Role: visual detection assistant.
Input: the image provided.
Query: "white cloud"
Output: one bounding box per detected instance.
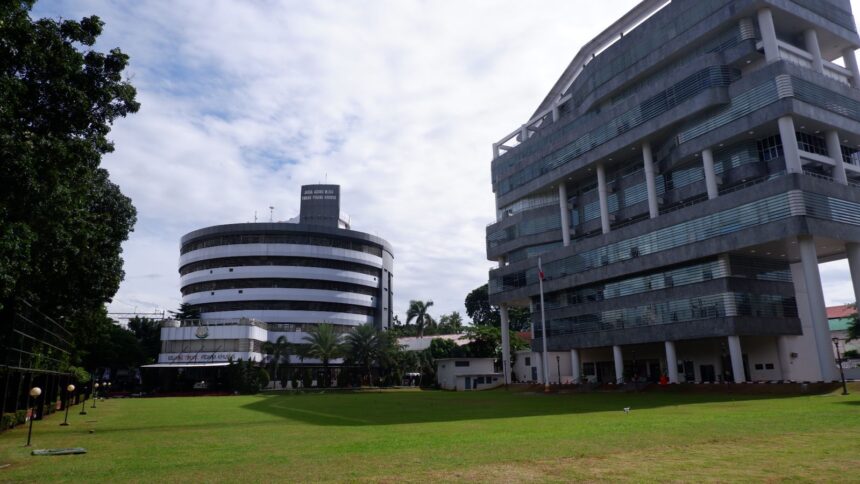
[30,0,860,322]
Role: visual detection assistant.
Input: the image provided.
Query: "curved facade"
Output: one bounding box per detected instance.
[156,184,393,368]
[179,222,394,335]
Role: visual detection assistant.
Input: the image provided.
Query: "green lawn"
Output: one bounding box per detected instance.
[1,385,859,482]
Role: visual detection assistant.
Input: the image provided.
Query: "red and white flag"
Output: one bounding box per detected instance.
[538,258,545,281]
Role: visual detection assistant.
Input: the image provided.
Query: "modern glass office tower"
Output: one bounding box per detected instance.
[488,0,860,384]
[157,184,393,368]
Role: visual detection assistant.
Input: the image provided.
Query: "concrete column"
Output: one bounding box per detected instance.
[727,335,745,383]
[803,29,824,74]
[643,143,659,218]
[558,184,571,246]
[718,255,738,317]
[825,130,848,185]
[778,116,803,174]
[757,8,780,63]
[612,345,624,384]
[596,162,611,234]
[702,148,719,199]
[664,341,679,384]
[847,243,860,308]
[570,349,581,384]
[500,304,511,385]
[843,48,860,89]
[798,236,840,381]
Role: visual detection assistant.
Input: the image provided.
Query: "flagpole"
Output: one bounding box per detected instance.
[539,257,549,393]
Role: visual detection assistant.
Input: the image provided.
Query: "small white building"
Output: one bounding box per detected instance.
[436,358,502,391]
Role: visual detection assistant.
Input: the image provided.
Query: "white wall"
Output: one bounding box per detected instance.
[517,351,574,384]
[436,359,495,390]
[741,336,781,381]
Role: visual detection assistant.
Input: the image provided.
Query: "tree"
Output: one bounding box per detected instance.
[406,300,436,338]
[261,336,291,389]
[0,2,139,360]
[428,338,458,359]
[344,323,380,386]
[79,310,145,370]
[375,331,409,386]
[464,284,531,331]
[437,311,464,334]
[847,302,859,342]
[302,324,343,387]
[455,326,528,363]
[170,303,200,321]
[128,317,161,364]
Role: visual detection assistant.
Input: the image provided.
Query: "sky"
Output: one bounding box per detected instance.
[31,0,860,322]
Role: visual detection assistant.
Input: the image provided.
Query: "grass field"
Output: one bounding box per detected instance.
[1,385,860,482]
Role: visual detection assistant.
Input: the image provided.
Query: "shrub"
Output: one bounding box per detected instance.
[69,366,91,384]
[1,413,16,430]
[15,410,27,425]
[843,349,859,359]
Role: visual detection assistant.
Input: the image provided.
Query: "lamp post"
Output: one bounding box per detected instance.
[91,382,99,408]
[25,387,41,447]
[556,355,562,386]
[106,382,111,399]
[832,337,849,395]
[79,382,88,415]
[60,384,75,426]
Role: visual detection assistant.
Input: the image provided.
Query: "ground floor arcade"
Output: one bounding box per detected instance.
[515,330,837,385]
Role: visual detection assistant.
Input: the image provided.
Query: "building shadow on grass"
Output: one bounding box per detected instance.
[239,386,832,427]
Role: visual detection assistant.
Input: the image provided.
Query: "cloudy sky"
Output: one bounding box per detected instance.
[32,0,860,321]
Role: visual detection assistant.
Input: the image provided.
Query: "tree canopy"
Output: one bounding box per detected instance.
[0,1,139,363]
[464,284,531,331]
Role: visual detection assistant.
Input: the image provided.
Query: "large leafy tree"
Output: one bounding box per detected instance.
[302,324,343,388]
[406,300,436,338]
[128,317,161,365]
[464,284,531,331]
[0,1,139,360]
[437,311,464,334]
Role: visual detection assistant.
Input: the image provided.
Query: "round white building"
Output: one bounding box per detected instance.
[158,184,393,369]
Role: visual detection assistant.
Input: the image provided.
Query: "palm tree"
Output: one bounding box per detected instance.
[261,336,291,389]
[406,300,435,337]
[345,324,380,386]
[302,323,344,387]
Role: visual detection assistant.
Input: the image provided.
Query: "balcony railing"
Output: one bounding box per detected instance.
[160,318,268,329]
[759,39,854,86]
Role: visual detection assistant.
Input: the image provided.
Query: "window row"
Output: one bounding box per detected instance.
[181,278,378,297]
[538,257,791,312]
[181,233,383,257]
[534,293,798,338]
[192,300,375,316]
[490,191,795,293]
[179,255,382,277]
[495,66,740,196]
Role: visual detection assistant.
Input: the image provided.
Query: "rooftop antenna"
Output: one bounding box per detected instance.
[269,206,274,222]
[325,172,328,183]
[254,210,257,223]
